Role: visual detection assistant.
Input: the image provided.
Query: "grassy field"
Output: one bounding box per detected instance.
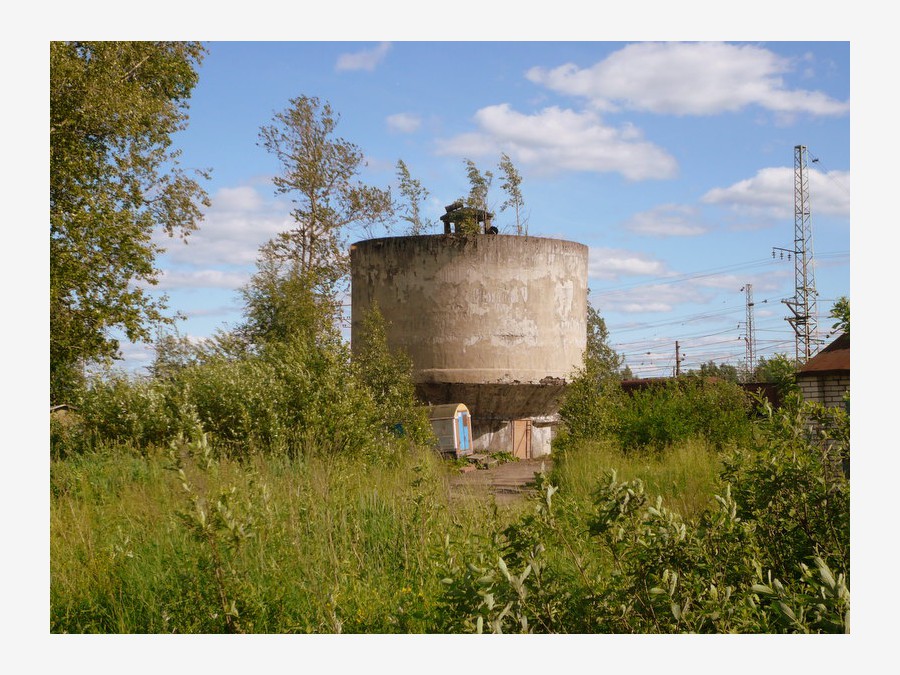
[51,431,813,633]
[50,375,850,634]
[51,437,523,633]
[49,437,712,633]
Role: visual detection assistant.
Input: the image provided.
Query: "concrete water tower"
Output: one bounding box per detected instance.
[350,225,588,458]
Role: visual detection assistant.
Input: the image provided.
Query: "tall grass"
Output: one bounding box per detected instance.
[49,434,731,633]
[51,412,849,634]
[550,437,724,522]
[50,439,516,633]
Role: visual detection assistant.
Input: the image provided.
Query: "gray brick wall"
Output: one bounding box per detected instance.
[798,373,849,410]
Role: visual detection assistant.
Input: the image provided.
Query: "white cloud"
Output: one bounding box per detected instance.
[182,305,243,319]
[588,247,669,280]
[386,112,422,133]
[335,42,391,72]
[598,283,714,314]
[624,204,707,237]
[156,184,292,268]
[212,185,265,212]
[526,42,849,117]
[155,269,251,291]
[115,341,155,364]
[435,104,677,180]
[701,166,850,221]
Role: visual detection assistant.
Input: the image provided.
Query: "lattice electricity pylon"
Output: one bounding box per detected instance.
[741,284,756,378]
[774,145,820,364]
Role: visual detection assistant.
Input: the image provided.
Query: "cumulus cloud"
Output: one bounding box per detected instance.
[336,42,391,72]
[115,341,155,364]
[624,204,707,237]
[526,42,850,115]
[156,184,292,268]
[526,42,849,117]
[588,247,669,280]
[155,269,251,291]
[701,166,850,220]
[386,112,422,134]
[435,104,677,180]
[597,282,715,314]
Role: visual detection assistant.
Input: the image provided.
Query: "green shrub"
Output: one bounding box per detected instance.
[76,374,196,450]
[351,305,434,447]
[560,376,753,453]
[614,378,752,452]
[721,396,850,581]
[556,366,624,446]
[436,393,849,634]
[69,329,420,461]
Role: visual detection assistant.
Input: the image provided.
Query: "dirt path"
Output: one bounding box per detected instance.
[447,457,553,507]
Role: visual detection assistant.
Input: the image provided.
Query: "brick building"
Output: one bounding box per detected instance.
[796,333,850,410]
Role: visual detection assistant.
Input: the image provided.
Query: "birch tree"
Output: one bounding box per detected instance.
[258,96,393,291]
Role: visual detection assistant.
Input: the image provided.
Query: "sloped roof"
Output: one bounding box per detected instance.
[797,333,850,375]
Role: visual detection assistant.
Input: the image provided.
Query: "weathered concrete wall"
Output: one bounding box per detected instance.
[350,234,588,421]
[469,417,556,458]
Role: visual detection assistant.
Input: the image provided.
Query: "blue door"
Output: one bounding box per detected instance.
[457,412,470,453]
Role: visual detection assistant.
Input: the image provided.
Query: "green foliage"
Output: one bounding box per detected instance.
[561,375,753,453]
[585,303,625,379]
[557,374,624,446]
[464,158,492,214]
[238,242,342,350]
[395,160,431,235]
[615,379,753,452]
[51,398,849,633]
[352,306,434,446]
[437,399,849,634]
[829,295,850,336]
[51,444,485,633]
[63,309,432,462]
[258,95,393,281]
[73,373,199,451]
[50,41,210,404]
[753,353,800,399]
[498,152,526,235]
[551,438,722,523]
[167,433,255,632]
[688,360,740,383]
[557,302,627,445]
[721,397,850,580]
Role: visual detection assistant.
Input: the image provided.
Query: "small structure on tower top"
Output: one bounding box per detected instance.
[440,200,498,234]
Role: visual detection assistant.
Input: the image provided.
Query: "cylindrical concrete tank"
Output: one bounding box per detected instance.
[350,235,588,421]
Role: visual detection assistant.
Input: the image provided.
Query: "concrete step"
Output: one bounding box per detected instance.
[467,453,498,469]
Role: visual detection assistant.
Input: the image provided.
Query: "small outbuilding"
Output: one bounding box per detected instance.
[796,333,850,410]
[796,332,850,479]
[427,403,474,458]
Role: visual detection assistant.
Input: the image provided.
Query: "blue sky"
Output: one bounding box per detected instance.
[126,40,849,378]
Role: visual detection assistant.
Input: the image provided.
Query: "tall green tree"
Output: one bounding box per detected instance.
[258,96,393,291]
[238,240,342,350]
[50,41,210,403]
[688,360,740,383]
[395,159,431,235]
[558,303,625,442]
[498,152,526,235]
[753,353,800,399]
[585,303,625,380]
[829,296,850,336]
[464,158,492,213]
